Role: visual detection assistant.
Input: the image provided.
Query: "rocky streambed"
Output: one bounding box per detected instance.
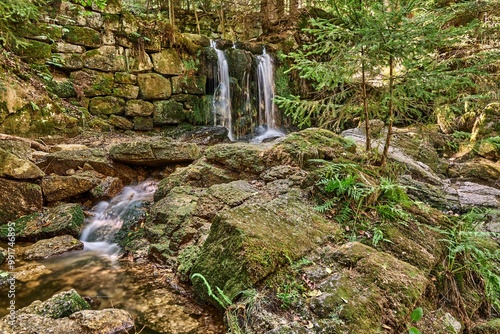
[0,125,499,333]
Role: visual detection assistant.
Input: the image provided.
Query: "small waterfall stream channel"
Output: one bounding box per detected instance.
[0,181,224,333]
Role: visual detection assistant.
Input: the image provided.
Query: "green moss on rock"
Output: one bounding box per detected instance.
[20,289,91,319]
[12,38,52,64]
[0,204,84,241]
[63,25,101,48]
[205,143,266,174]
[264,128,357,167]
[191,192,340,306]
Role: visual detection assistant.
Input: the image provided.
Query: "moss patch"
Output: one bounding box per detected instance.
[191,192,340,306]
[264,128,357,167]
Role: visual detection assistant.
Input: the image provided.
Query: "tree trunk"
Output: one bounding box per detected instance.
[381,54,394,166]
[193,2,201,34]
[361,47,371,151]
[289,0,299,16]
[261,0,271,34]
[169,0,176,43]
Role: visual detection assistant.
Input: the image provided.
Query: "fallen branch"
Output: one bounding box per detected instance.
[0,133,50,152]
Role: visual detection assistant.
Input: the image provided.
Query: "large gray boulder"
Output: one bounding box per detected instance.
[109,140,201,166]
[191,191,340,304]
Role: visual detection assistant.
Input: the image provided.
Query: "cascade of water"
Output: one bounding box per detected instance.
[242,70,252,122]
[210,40,234,141]
[80,180,157,257]
[253,48,285,143]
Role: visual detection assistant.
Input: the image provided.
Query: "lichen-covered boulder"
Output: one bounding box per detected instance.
[108,114,134,130]
[128,52,154,73]
[179,126,229,145]
[153,100,186,125]
[113,84,139,99]
[83,46,127,72]
[51,53,83,70]
[62,26,101,48]
[125,99,155,117]
[109,140,200,166]
[137,73,172,99]
[0,139,31,160]
[471,102,500,141]
[133,116,154,131]
[417,309,462,334]
[266,128,357,168]
[0,203,84,241]
[35,148,138,182]
[90,176,123,201]
[16,21,64,42]
[146,186,207,262]
[18,289,90,319]
[304,242,429,333]
[0,179,42,225]
[205,143,267,174]
[89,96,125,116]
[52,42,85,53]
[41,174,99,202]
[115,72,137,84]
[194,180,260,220]
[49,77,77,98]
[448,158,500,187]
[12,38,51,64]
[0,148,45,179]
[171,75,206,95]
[151,49,184,75]
[21,235,84,260]
[472,318,500,334]
[154,159,239,201]
[70,69,114,97]
[191,191,340,304]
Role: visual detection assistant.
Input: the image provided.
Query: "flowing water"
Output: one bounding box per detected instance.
[253,48,285,143]
[211,40,234,141]
[0,181,223,333]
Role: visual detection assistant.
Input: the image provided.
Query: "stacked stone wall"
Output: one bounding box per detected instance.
[9,0,213,133]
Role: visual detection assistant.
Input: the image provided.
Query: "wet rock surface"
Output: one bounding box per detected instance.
[0,126,498,333]
[21,235,84,260]
[1,203,84,241]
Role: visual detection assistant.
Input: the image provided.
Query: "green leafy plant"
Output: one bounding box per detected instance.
[434,209,500,329]
[72,0,108,9]
[313,160,413,244]
[0,0,46,49]
[408,307,423,334]
[190,273,232,309]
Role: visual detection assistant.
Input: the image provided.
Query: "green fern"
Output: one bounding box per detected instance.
[435,208,500,315]
[191,273,232,309]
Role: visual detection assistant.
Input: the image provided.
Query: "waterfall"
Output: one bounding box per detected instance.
[80,180,157,257]
[253,48,284,143]
[210,40,234,141]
